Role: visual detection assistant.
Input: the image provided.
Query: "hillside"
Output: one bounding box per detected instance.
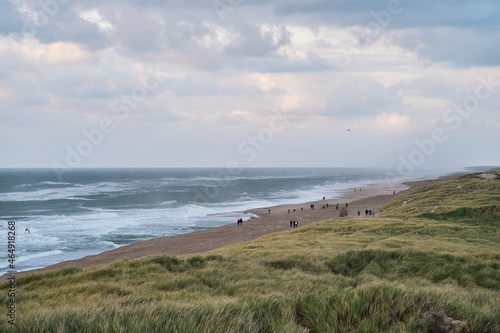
[1,171,499,332]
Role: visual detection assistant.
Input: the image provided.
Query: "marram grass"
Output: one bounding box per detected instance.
[1,171,499,332]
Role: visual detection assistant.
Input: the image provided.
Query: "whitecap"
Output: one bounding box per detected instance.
[15,250,64,263]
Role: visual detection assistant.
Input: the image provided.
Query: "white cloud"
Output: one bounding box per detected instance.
[45,41,95,65]
[192,22,239,50]
[3,37,94,66]
[372,112,414,133]
[78,8,114,33]
[0,0,499,168]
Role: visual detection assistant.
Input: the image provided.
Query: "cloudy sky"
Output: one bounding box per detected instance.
[1,0,499,170]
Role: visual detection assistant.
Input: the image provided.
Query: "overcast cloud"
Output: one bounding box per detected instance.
[1,0,499,170]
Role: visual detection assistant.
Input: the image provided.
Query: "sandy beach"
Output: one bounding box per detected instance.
[0,177,448,283]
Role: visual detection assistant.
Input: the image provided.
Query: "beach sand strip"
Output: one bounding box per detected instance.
[0,176,454,283]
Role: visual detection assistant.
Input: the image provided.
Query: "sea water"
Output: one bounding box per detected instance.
[0,167,466,274]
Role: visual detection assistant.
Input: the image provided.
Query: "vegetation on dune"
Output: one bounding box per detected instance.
[381,170,500,221]
[1,171,499,332]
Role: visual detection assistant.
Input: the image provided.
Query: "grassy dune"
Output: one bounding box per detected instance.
[1,171,499,332]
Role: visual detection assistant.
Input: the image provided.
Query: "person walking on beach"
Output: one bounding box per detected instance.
[294,220,298,228]
[357,211,360,216]
[365,209,368,216]
[290,220,293,228]
[336,204,339,210]
[346,202,348,208]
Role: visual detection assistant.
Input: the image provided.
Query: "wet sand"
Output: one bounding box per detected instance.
[0,177,451,283]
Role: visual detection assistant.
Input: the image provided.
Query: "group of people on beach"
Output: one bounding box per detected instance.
[358,209,375,216]
[333,203,348,210]
[239,190,379,229]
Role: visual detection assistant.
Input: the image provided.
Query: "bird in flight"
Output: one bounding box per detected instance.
[346,129,351,132]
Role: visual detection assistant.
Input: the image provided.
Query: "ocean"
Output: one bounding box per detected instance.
[0,167,466,275]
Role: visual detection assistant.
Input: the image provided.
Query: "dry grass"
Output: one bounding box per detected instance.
[1,171,499,332]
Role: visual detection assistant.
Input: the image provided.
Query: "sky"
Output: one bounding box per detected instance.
[1,0,499,172]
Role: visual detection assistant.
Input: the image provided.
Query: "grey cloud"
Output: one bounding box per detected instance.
[6,0,498,69]
[392,27,500,68]
[0,1,24,35]
[4,1,108,50]
[392,76,461,101]
[230,52,336,73]
[162,76,265,97]
[273,0,499,29]
[270,0,500,67]
[35,65,135,100]
[323,76,400,117]
[225,24,291,57]
[100,5,165,53]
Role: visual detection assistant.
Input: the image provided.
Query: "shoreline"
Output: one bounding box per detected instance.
[0,174,459,283]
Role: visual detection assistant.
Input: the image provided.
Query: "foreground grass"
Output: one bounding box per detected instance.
[1,171,499,332]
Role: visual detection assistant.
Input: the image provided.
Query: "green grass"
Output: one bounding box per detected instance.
[1,171,499,332]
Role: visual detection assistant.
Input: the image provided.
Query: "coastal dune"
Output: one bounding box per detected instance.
[1,178,439,282]
[2,171,498,332]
